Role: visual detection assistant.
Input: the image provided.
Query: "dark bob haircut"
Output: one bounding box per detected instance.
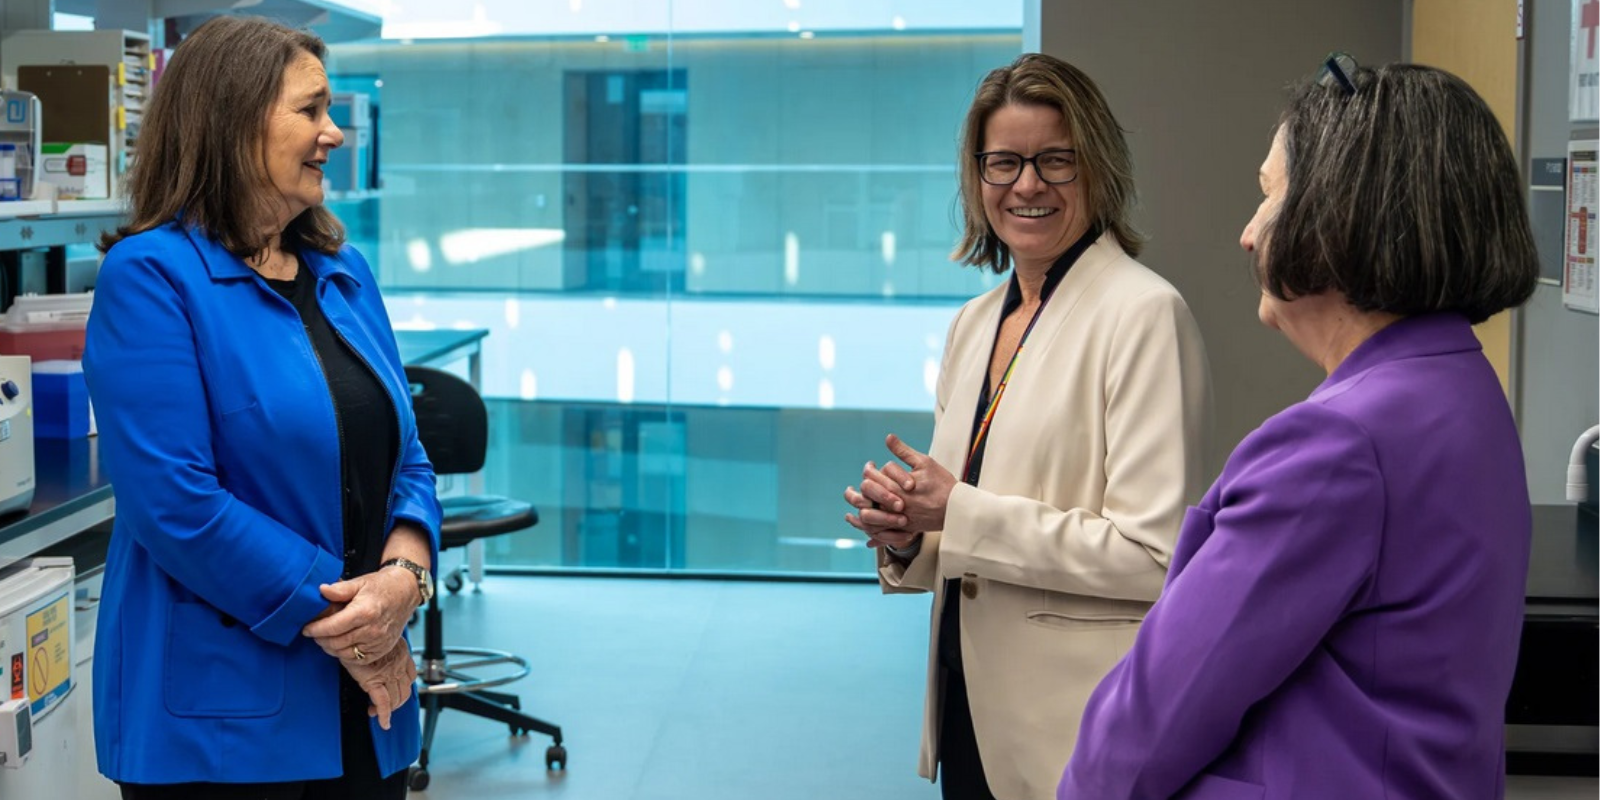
[954,53,1143,272]
[99,15,344,257]
[1262,63,1536,323]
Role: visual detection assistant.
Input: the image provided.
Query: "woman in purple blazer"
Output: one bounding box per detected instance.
[1059,59,1539,799]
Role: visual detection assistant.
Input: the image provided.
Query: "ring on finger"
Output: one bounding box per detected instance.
[352,645,367,661]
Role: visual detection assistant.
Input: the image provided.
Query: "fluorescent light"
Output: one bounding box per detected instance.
[406,238,432,272]
[438,228,565,265]
[784,232,800,286]
[818,335,836,371]
[617,348,635,403]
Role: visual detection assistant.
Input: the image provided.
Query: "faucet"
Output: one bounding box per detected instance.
[1568,425,1600,503]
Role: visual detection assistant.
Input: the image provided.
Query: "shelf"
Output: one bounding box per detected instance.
[51,199,126,217]
[0,437,115,571]
[0,200,57,218]
[0,199,124,250]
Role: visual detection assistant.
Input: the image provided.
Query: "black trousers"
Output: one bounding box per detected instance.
[119,678,407,800]
[938,585,996,800]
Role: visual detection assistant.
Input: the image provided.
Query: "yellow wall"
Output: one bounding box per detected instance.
[1411,0,1520,396]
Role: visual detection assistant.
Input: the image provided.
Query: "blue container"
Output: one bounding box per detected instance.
[32,364,89,439]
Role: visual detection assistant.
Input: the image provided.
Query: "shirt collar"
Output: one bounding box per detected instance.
[999,225,1101,316]
[181,221,358,286]
[1312,312,1482,398]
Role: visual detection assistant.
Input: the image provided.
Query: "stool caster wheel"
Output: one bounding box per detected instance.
[546,744,567,771]
[407,766,430,791]
[445,570,465,594]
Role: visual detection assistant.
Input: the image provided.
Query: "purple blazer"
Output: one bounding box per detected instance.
[1059,313,1532,800]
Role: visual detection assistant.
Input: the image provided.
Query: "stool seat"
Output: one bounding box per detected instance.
[441,495,538,548]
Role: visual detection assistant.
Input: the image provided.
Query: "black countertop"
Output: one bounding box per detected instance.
[0,436,113,567]
[1525,504,1598,605]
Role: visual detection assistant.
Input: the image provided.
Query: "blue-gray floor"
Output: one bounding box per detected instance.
[411,576,1597,800]
[413,576,938,800]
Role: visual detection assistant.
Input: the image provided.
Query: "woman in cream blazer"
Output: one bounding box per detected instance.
[847,54,1211,800]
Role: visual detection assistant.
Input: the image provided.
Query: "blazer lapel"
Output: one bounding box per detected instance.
[930,288,1004,475]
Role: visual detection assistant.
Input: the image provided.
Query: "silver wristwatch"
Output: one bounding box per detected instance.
[380,557,434,604]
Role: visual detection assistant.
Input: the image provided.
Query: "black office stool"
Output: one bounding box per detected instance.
[405,366,565,791]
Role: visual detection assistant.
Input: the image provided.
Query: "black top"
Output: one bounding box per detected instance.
[264,263,400,581]
[938,228,1100,676]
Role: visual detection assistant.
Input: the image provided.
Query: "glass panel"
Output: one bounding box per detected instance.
[327,6,1022,576]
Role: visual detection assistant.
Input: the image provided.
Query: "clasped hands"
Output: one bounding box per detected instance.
[301,567,422,730]
[843,434,956,551]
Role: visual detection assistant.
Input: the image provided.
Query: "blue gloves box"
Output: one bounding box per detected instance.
[32,360,90,439]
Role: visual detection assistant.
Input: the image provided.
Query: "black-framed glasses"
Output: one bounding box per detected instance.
[1317,51,1358,95]
[975,149,1078,186]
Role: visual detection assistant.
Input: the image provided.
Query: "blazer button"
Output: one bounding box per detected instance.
[961,579,979,600]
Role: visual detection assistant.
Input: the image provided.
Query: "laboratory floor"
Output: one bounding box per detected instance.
[406,576,1597,800]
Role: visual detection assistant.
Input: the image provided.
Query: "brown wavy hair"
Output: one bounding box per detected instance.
[99,15,344,257]
[953,53,1142,272]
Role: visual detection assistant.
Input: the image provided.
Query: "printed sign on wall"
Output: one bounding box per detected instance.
[1565,141,1599,313]
[1575,0,1599,120]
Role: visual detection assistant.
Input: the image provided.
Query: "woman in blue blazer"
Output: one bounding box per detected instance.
[83,17,441,799]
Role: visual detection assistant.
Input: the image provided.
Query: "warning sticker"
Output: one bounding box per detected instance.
[24,593,70,717]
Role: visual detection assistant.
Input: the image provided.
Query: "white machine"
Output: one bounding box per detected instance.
[0,90,41,201]
[0,355,34,517]
[0,557,75,798]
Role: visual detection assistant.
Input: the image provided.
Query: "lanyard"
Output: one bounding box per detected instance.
[962,295,1053,478]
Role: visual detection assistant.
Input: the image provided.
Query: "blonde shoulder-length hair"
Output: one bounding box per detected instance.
[953,53,1143,272]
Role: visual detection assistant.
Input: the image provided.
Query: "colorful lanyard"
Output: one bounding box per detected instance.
[963,295,1053,478]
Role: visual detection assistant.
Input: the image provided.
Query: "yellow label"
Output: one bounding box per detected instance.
[24,592,69,716]
[116,106,126,131]
[116,63,126,86]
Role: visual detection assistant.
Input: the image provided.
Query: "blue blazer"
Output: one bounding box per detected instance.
[83,222,442,784]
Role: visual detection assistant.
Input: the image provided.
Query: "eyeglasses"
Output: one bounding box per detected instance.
[1317,51,1358,95]
[975,149,1078,186]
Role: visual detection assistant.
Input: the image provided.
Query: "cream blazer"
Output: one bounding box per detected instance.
[878,234,1212,800]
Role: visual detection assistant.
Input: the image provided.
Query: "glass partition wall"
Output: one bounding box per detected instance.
[325,4,1022,575]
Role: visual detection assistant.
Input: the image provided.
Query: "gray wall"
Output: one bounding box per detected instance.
[1518,0,1599,505]
[1036,1,1405,476]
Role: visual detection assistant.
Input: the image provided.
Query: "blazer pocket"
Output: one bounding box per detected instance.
[1178,773,1266,800]
[1179,505,1216,540]
[1024,609,1143,631]
[215,398,259,417]
[164,601,286,718]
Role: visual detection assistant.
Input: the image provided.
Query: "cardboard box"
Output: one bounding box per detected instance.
[38,142,108,200]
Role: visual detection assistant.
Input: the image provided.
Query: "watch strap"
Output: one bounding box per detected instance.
[380,557,431,602]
